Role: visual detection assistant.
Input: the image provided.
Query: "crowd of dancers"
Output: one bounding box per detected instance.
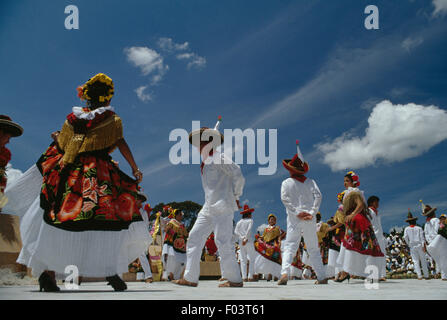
[0,72,446,292]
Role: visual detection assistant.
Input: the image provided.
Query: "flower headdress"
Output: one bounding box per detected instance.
[77,73,114,103]
[346,171,360,187]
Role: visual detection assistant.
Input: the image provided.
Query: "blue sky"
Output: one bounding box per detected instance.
[1,0,447,233]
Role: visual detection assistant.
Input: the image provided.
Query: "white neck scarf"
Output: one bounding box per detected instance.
[72,106,114,120]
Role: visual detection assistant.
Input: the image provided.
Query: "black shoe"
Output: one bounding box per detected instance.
[38,272,60,292]
[334,273,350,283]
[106,275,127,291]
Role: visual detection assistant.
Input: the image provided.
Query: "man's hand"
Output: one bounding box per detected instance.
[297,212,313,220]
[242,239,248,246]
[51,131,60,141]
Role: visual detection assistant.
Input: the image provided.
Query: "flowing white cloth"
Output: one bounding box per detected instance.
[427,234,447,279]
[6,165,151,278]
[254,253,282,278]
[327,249,341,277]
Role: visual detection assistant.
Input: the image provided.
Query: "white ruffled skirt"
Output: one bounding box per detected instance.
[254,253,281,278]
[327,249,341,277]
[336,245,385,279]
[427,235,447,274]
[6,165,152,279]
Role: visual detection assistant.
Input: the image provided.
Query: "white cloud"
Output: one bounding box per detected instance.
[432,0,447,16]
[158,37,189,52]
[124,46,168,84]
[316,100,447,171]
[134,86,153,102]
[401,36,424,51]
[176,52,207,70]
[157,37,206,70]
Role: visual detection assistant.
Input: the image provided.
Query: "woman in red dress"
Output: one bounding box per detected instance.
[254,214,285,281]
[15,73,151,292]
[335,171,384,282]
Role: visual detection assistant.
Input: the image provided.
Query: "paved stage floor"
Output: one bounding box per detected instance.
[0,278,446,300]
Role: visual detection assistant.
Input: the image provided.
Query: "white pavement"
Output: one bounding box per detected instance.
[0,279,446,300]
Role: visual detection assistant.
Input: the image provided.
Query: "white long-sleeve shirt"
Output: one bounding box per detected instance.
[424,217,440,244]
[200,151,245,216]
[234,218,254,243]
[404,225,425,248]
[281,177,322,226]
[368,207,386,251]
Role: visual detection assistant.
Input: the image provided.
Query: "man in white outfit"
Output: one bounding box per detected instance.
[234,204,257,282]
[174,118,245,287]
[367,196,387,281]
[278,141,327,285]
[403,211,429,280]
[421,202,445,279]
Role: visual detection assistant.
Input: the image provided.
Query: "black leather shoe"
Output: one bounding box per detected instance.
[38,272,60,292]
[106,275,127,291]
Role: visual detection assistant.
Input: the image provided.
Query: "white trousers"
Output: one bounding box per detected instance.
[410,246,429,279]
[183,212,242,284]
[139,254,152,279]
[281,221,326,281]
[239,241,256,279]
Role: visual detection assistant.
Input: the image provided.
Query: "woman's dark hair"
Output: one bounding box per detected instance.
[242,213,251,219]
[344,174,354,183]
[86,81,113,109]
[367,196,380,207]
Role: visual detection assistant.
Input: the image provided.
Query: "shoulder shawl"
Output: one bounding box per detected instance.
[57,115,123,164]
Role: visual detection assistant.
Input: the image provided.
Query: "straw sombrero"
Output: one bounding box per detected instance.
[405,210,418,223]
[420,200,437,216]
[189,116,224,148]
[0,115,23,137]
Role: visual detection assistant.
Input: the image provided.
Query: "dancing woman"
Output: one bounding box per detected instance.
[8,73,151,291]
[254,214,285,281]
[335,171,384,282]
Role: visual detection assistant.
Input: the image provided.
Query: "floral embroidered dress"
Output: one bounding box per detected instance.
[336,187,384,277]
[291,242,304,270]
[37,107,143,231]
[11,106,151,278]
[254,225,283,265]
[341,189,383,257]
[163,219,188,254]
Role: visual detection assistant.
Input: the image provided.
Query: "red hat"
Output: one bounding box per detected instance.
[282,153,309,175]
[240,204,255,215]
[282,140,309,175]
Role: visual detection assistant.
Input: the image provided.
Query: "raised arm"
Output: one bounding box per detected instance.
[116,138,143,183]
